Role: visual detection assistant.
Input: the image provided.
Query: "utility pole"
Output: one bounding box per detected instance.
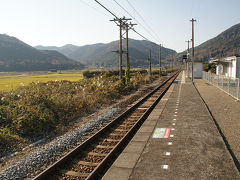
[119,19,123,80]
[190,18,196,82]
[124,22,136,84]
[186,40,190,56]
[125,23,130,83]
[171,53,174,72]
[159,44,162,76]
[185,40,190,72]
[148,50,152,82]
[111,17,131,80]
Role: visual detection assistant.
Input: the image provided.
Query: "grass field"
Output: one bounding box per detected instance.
[0,72,83,91]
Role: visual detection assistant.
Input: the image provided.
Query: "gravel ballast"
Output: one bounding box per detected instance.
[0,108,119,179]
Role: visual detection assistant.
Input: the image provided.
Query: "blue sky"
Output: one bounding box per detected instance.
[0,0,239,52]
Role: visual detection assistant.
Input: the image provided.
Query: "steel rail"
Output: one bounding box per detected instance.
[33,71,180,180]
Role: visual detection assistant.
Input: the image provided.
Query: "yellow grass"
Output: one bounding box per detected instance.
[0,72,83,91]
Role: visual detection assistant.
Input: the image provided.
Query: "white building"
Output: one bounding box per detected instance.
[211,56,240,78]
[186,62,203,78]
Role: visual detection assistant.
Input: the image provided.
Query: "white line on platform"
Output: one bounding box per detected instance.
[170,135,174,137]
[173,119,176,121]
[181,70,186,84]
[171,128,175,130]
[172,123,175,125]
[162,165,169,169]
[174,115,177,117]
[168,142,172,145]
[165,152,171,156]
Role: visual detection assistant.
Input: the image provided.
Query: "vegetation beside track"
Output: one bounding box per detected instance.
[0,69,170,157]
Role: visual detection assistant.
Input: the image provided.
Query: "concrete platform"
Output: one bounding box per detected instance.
[103,72,240,180]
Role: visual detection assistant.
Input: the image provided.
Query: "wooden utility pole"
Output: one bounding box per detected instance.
[190,18,196,82]
[125,23,129,83]
[185,40,190,71]
[186,40,190,56]
[119,19,123,80]
[159,44,162,76]
[148,50,152,82]
[111,17,131,80]
[124,22,136,84]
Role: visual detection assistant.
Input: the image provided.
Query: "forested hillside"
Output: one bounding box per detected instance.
[180,23,240,62]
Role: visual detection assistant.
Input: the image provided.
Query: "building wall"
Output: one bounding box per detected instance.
[194,63,203,78]
[210,56,240,79]
[237,57,240,78]
[186,62,202,78]
[216,64,223,75]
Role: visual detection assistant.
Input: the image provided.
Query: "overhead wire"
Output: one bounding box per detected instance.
[125,0,161,43]
[112,0,158,43]
[131,28,149,41]
[94,0,154,44]
[95,0,119,19]
[94,0,165,63]
[79,0,112,19]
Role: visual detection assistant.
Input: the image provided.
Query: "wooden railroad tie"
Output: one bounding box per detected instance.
[63,170,89,177]
[88,152,108,157]
[77,160,99,166]
[96,145,115,149]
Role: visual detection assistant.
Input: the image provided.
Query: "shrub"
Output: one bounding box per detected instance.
[0,70,163,139]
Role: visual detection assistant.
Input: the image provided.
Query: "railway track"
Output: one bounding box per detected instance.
[33,71,180,180]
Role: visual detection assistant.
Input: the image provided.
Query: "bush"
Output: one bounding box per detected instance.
[0,69,165,139]
[83,70,102,78]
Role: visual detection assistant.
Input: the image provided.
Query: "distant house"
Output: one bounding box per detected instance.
[210,56,240,78]
[186,62,203,78]
[50,69,58,72]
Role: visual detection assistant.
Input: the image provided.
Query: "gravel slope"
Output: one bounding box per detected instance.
[0,108,119,179]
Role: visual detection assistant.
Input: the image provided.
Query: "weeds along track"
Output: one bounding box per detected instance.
[33,71,180,180]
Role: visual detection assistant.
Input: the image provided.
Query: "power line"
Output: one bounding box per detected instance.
[95,0,119,20]
[125,0,161,42]
[94,0,153,44]
[79,0,112,18]
[131,28,150,42]
[113,0,158,43]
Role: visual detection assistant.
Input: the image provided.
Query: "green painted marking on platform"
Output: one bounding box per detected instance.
[152,128,166,138]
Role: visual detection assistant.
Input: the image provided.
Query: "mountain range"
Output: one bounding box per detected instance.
[0,34,84,72]
[1,23,240,72]
[36,39,176,68]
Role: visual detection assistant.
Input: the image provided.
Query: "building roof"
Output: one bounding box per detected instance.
[209,56,238,64]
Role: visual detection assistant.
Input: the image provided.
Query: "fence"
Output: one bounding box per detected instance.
[202,71,240,101]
